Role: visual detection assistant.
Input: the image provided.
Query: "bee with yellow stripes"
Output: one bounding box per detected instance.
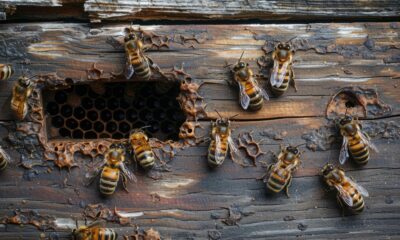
[0,64,13,80]
[73,220,117,240]
[338,114,378,166]
[207,110,238,168]
[232,52,269,111]
[11,76,35,120]
[124,28,152,81]
[321,164,369,214]
[129,128,155,170]
[263,144,302,197]
[269,42,296,96]
[0,146,11,171]
[87,144,136,196]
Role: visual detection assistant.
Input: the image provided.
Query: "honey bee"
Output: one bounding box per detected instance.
[231,52,269,111]
[269,42,296,96]
[263,144,302,197]
[337,114,378,165]
[0,146,10,171]
[207,110,238,168]
[129,128,155,170]
[124,29,152,81]
[0,64,13,80]
[73,220,118,240]
[11,76,34,120]
[321,164,369,214]
[88,143,136,195]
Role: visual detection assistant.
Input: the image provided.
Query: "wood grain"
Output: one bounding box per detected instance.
[0,22,399,239]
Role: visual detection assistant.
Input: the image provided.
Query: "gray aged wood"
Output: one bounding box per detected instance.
[0,20,399,240]
[1,0,400,22]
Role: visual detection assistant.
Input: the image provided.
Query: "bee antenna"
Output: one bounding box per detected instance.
[229,113,239,120]
[295,143,306,148]
[344,107,349,117]
[214,109,222,119]
[140,125,151,130]
[75,219,78,229]
[238,51,245,63]
[286,36,297,43]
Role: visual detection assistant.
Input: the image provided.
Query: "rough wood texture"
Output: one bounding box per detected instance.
[1,0,400,22]
[0,22,399,239]
[83,0,400,23]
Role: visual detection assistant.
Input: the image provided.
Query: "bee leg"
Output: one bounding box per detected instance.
[285,176,292,198]
[256,172,268,181]
[290,67,297,92]
[121,174,130,193]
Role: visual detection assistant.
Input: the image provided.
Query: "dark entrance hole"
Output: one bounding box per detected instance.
[43,81,185,141]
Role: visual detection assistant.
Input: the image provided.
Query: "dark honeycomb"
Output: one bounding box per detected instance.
[43,82,185,141]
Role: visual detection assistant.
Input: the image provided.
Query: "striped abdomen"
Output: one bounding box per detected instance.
[348,133,369,165]
[340,185,365,214]
[243,80,264,111]
[0,65,13,80]
[133,144,155,169]
[92,228,118,240]
[266,167,291,193]
[0,155,8,171]
[270,63,292,96]
[99,166,120,195]
[207,138,228,167]
[128,50,151,81]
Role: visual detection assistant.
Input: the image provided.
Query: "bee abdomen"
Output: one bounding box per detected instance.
[266,172,288,193]
[0,157,7,171]
[0,65,13,81]
[248,91,264,111]
[351,195,365,214]
[349,138,369,165]
[207,140,228,167]
[270,70,290,96]
[136,149,155,169]
[95,228,118,240]
[130,54,151,80]
[99,167,119,195]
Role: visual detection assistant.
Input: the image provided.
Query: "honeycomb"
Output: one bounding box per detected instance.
[43,81,186,141]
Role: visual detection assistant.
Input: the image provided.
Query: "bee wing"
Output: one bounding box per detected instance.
[120,162,137,183]
[345,176,369,197]
[87,220,105,228]
[253,78,269,101]
[124,56,135,79]
[270,60,288,88]
[84,160,106,186]
[335,185,354,207]
[339,137,350,165]
[227,136,238,153]
[359,131,379,153]
[238,83,250,110]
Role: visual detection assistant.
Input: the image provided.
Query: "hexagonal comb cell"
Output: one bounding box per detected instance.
[43,82,185,141]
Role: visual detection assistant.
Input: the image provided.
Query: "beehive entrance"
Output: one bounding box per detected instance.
[43,81,186,141]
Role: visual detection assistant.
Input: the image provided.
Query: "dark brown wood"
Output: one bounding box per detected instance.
[0,19,399,240]
[1,0,400,22]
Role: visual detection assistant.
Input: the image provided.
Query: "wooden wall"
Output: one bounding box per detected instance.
[0,1,399,239]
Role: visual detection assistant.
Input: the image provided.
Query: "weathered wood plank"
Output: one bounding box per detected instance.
[0,21,399,239]
[0,115,399,239]
[83,0,400,23]
[0,22,399,121]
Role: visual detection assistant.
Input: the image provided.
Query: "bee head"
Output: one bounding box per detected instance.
[338,115,357,136]
[72,226,91,240]
[275,43,293,61]
[129,128,148,143]
[18,76,31,87]
[321,163,335,177]
[124,32,137,42]
[284,145,299,161]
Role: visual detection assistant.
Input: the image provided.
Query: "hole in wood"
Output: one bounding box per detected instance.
[43,81,185,141]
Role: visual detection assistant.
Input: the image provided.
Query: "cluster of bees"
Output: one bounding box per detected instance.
[0,27,379,239]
